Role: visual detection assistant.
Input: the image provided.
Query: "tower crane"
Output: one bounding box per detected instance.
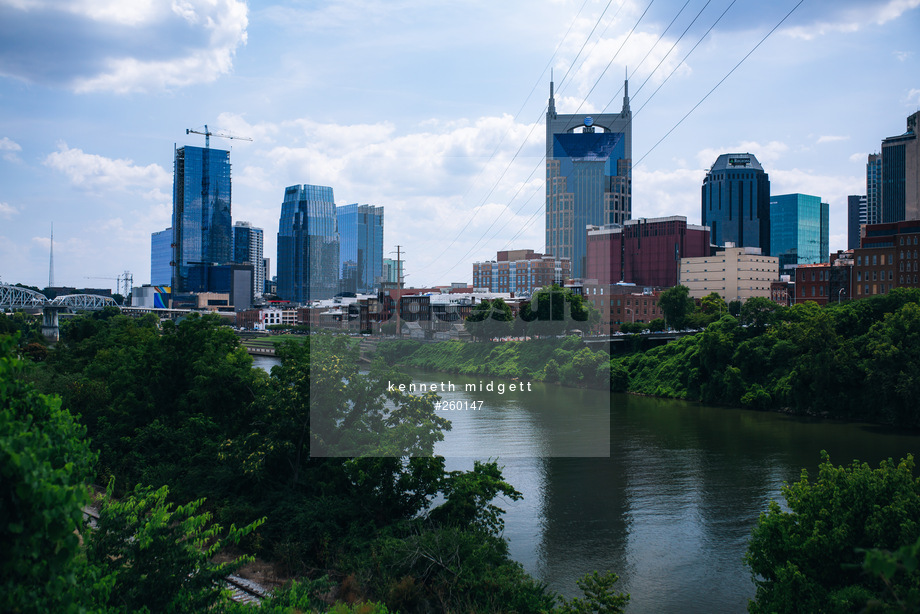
[185,124,252,148]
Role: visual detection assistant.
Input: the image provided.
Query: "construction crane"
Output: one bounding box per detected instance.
[186,124,252,148]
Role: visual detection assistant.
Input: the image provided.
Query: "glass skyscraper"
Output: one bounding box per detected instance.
[150,227,172,286]
[867,154,882,225]
[336,204,383,294]
[546,79,631,279]
[770,193,829,269]
[701,153,771,251]
[277,184,339,303]
[233,221,264,298]
[171,145,232,292]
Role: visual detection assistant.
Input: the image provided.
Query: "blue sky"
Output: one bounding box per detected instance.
[1,0,918,290]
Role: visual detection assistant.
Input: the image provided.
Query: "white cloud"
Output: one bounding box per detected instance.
[0,137,22,151]
[43,143,170,198]
[894,50,913,62]
[817,135,849,144]
[1,0,248,94]
[783,0,920,40]
[0,202,18,218]
[849,152,869,163]
[908,89,920,106]
[0,136,22,162]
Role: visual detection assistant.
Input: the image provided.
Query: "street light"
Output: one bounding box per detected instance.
[625,307,634,322]
[838,287,845,304]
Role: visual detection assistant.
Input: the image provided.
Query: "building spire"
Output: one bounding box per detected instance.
[623,68,630,115]
[548,70,556,118]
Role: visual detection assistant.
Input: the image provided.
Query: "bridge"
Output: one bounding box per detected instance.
[1,283,121,341]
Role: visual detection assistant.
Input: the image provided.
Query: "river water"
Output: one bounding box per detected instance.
[252,355,920,612]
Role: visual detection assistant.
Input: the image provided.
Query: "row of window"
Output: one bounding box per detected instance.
[856,270,894,282]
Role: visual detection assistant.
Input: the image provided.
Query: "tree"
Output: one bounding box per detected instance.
[700,291,728,316]
[556,571,630,614]
[464,298,513,341]
[85,482,264,613]
[740,296,779,331]
[0,334,96,614]
[658,285,695,330]
[746,453,920,614]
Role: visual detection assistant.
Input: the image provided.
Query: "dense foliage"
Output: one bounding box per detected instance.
[0,334,95,613]
[8,313,626,612]
[378,334,610,389]
[614,288,920,426]
[746,453,920,613]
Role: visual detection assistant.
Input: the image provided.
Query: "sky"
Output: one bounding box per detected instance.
[1,0,919,292]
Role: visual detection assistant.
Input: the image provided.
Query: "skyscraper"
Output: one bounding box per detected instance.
[880,111,920,223]
[546,79,631,279]
[151,227,172,286]
[232,221,264,298]
[867,153,882,225]
[769,193,829,268]
[848,195,868,250]
[171,145,232,292]
[336,204,384,294]
[277,184,339,303]
[701,153,771,251]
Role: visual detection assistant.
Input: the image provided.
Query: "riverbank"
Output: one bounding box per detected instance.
[376,336,610,389]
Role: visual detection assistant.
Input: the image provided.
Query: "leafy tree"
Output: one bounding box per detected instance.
[464,298,513,341]
[520,285,598,338]
[85,481,265,613]
[861,535,920,612]
[0,334,97,614]
[746,453,920,614]
[658,285,695,330]
[740,296,779,331]
[700,291,728,316]
[555,571,630,614]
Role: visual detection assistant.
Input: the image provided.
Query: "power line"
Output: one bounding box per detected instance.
[635,0,806,168]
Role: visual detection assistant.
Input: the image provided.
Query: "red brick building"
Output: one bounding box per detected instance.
[472,249,570,295]
[586,216,710,287]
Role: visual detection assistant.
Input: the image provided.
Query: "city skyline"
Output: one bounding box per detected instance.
[1,0,919,290]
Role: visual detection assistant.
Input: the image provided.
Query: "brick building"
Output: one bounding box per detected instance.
[586,216,710,287]
[472,249,570,295]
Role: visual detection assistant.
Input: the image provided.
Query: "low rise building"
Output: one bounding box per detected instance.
[679,246,778,301]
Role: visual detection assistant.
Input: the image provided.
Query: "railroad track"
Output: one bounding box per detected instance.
[82,507,268,605]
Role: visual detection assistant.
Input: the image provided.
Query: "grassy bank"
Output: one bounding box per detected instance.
[376,336,611,389]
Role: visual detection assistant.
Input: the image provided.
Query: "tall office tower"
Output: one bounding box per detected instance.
[769,193,829,269]
[151,227,172,286]
[277,184,339,303]
[867,154,882,225]
[262,258,270,294]
[232,221,264,298]
[336,204,384,294]
[848,195,868,250]
[546,78,631,279]
[881,112,920,223]
[701,153,771,251]
[171,145,232,292]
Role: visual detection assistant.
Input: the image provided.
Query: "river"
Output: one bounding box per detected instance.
[252,355,920,612]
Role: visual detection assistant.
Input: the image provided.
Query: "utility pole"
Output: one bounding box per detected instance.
[394,245,403,338]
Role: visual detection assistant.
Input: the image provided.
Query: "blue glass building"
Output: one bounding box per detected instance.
[171,145,232,291]
[336,204,383,294]
[701,153,771,251]
[769,193,829,268]
[867,153,882,225]
[150,227,172,286]
[277,184,339,303]
[546,79,631,279]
